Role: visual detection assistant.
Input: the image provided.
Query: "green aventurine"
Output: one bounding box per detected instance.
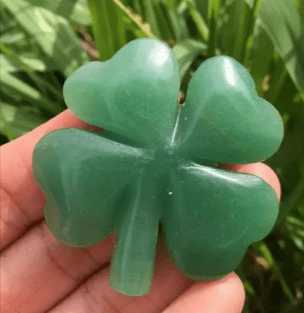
[33,39,284,296]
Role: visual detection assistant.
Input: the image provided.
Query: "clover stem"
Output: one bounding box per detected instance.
[109,171,160,296]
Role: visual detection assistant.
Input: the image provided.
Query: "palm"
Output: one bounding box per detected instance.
[0,110,280,313]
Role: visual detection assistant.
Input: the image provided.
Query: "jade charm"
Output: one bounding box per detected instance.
[33,38,284,296]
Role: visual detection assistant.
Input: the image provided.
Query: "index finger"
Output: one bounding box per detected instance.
[0,109,102,250]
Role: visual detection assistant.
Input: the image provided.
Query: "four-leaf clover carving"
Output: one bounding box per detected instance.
[33,39,284,296]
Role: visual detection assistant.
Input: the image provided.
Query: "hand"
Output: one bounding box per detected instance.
[0,110,280,313]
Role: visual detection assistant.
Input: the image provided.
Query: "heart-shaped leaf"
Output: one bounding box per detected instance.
[178,56,284,164]
[33,128,150,246]
[63,39,181,147]
[162,163,279,279]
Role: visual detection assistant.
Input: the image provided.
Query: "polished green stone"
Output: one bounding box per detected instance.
[33,38,284,296]
[178,56,283,163]
[63,39,180,147]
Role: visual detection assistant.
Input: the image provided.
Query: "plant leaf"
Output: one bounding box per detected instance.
[172,39,206,78]
[249,21,274,96]
[0,102,47,139]
[87,0,127,61]
[247,0,304,93]
[22,0,90,25]
[2,0,89,76]
[0,54,47,72]
[0,71,61,114]
[142,0,162,38]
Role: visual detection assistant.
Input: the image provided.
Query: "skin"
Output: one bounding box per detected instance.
[0,109,281,313]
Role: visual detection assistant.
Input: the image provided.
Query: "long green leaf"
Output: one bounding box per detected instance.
[0,105,14,141]
[253,241,294,302]
[22,0,90,25]
[219,0,251,62]
[278,179,304,226]
[172,39,206,78]
[87,0,127,61]
[185,0,209,42]
[0,72,61,114]
[2,0,89,76]
[165,0,189,41]
[0,54,47,72]
[0,102,47,140]
[247,0,304,93]
[300,0,304,20]
[142,0,162,38]
[265,57,288,104]
[0,44,62,99]
[207,0,220,57]
[113,0,154,38]
[250,22,274,96]
[242,0,263,64]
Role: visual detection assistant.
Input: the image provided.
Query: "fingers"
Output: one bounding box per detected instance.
[0,224,115,313]
[162,273,245,313]
[225,162,281,200]
[0,160,279,313]
[48,241,194,313]
[0,109,102,250]
[1,112,280,313]
[48,244,244,313]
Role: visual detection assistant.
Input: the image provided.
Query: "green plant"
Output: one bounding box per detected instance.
[1,0,303,312]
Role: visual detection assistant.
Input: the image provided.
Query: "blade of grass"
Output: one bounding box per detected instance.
[131,0,144,17]
[109,1,127,53]
[242,0,263,64]
[0,102,47,139]
[207,0,220,58]
[22,0,90,25]
[254,0,304,93]
[165,0,189,40]
[231,0,250,62]
[249,23,274,96]
[1,72,61,114]
[88,0,115,60]
[0,105,14,141]
[0,44,63,99]
[177,0,188,14]
[300,0,304,20]
[142,0,162,38]
[265,57,288,104]
[253,241,295,302]
[122,16,146,38]
[286,216,304,229]
[2,0,89,76]
[152,2,175,40]
[184,0,209,43]
[0,53,47,72]
[235,265,255,295]
[172,38,206,78]
[166,0,176,11]
[113,0,154,38]
[87,0,136,60]
[277,178,304,226]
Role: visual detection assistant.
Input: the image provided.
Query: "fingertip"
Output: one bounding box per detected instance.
[224,163,281,200]
[163,272,245,313]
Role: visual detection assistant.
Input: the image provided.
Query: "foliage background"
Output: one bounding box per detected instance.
[0,0,303,312]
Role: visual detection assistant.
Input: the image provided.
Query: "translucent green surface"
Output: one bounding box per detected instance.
[33,39,284,296]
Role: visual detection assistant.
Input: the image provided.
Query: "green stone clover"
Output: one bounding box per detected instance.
[33,38,284,296]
